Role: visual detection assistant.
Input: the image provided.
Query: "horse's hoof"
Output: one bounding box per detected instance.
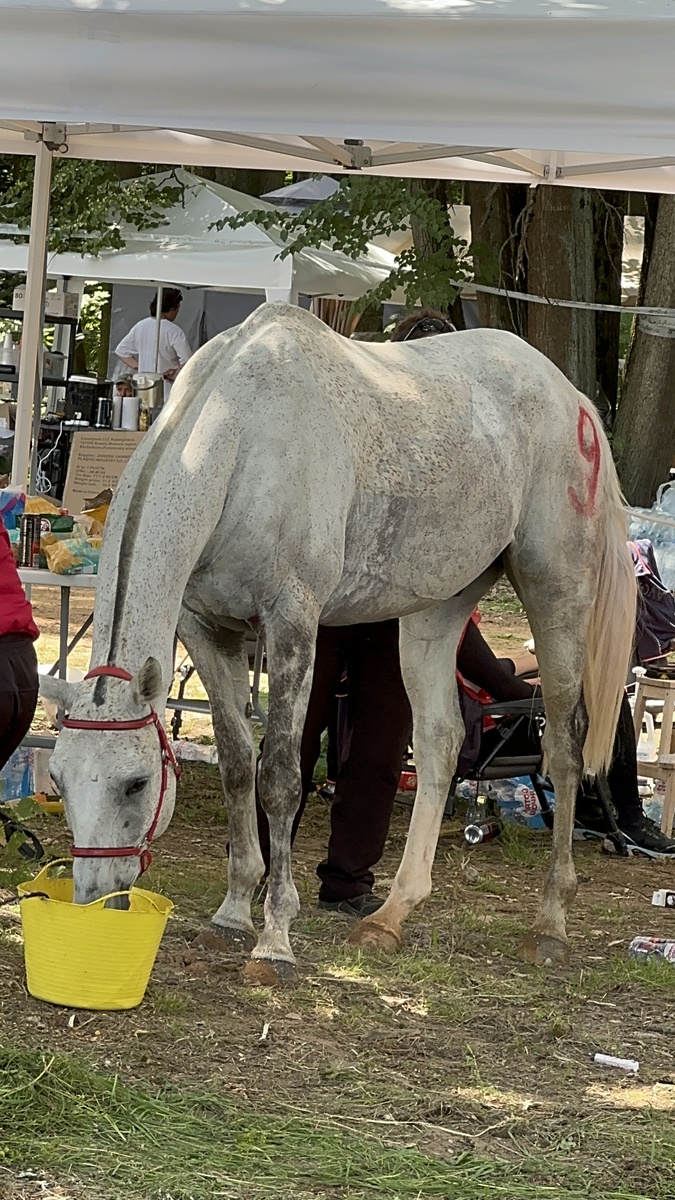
[193,923,256,954]
[519,931,570,967]
[242,958,298,989]
[348,920,403,954]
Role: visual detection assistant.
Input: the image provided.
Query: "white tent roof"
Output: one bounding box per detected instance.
[0,169,393,299]
[1,1,675,193]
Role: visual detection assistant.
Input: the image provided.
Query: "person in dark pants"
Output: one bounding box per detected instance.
[0,522,39,771]
[256,621,412,917]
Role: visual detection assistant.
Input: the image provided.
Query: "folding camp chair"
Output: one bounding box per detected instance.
[453,695,552,823]
[449,695,628,855]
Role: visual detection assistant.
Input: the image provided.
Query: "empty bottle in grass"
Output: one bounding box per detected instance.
[464,789,502,845]
[465,819,503,845]
[628,936,675,964]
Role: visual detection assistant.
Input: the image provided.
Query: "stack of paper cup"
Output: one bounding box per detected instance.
[121,395,139,431]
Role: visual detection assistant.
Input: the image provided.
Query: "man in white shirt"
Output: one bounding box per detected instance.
[115,288,193,402]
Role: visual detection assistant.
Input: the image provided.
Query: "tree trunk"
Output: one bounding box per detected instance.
[614,194,675,506]
[409,178,465,328]
[593,191,625,425]
[526,186,596,398]
[467,182,528,336]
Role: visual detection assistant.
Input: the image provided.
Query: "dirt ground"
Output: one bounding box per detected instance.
[2,783,675,1200]
[2,584,675,1199]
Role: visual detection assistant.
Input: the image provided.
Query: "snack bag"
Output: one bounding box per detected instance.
[39,529,74,570]
[81,487,112,530]
[8,525,19,563]
[0,487,25,531]
[81,503,109,528]
[44,536,99,576]
[25,496,62,516]
[76,513,104,539]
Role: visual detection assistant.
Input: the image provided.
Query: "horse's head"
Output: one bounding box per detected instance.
[40,658,178,904]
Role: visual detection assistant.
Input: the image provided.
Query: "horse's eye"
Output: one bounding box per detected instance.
[125,778,148,798]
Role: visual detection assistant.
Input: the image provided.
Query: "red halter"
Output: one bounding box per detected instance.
[61,665,181,874]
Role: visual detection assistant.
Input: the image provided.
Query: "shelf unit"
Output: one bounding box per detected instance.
[0,307,78,394]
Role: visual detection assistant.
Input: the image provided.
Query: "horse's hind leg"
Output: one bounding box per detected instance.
[178,610,262,952]
[351,579,494,953]
[506,558,590,966]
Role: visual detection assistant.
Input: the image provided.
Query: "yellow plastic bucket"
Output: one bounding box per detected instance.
[18,859,173,1010]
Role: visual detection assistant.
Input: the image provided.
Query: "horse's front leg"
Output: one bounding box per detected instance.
[244,595,319,986]
[178,611,262,953]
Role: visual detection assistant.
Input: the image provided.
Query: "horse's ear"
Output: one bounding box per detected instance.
[134,657,163,707]
[39,675,74,713]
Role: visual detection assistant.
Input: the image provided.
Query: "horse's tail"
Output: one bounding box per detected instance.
[582,445,637,775]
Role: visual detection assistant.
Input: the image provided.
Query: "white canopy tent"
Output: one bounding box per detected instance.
[1,0,675,486]
[0,169,393,298]
[2,1,675,190]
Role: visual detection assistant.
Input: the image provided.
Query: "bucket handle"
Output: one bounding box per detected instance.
[83,889,166,913]
[21,857,73,887]
[19,858,169,913]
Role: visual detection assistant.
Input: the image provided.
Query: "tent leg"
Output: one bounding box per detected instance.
[11,139,52,490]
[153,284,163,373]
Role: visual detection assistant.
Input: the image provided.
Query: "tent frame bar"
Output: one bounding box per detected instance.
[556,154,675,179]
[11,130,53,489]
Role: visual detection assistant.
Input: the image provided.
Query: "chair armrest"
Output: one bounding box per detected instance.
[482,697,545,717]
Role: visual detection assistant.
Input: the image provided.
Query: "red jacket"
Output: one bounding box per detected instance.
[0,525,39,640]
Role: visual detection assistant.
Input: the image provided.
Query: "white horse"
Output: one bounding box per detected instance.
[42,304,635,985]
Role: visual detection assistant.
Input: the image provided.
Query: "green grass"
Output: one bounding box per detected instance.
[148,989,194,1017]
[480,583,525,618]
[0,1045,669,1200]
[496,826,547,869]
[4,769,675,1200]
[566,954,675,1000]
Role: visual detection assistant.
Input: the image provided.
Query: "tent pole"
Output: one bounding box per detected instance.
[11,138,52,489]
[153,284,163,372]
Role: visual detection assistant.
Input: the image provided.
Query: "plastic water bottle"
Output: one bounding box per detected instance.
[0,331,14,367]
[654,546,675,592]
[657,482,675,517]
[0,747,34,802]
[643,780,665,826]
[636,711,657,762]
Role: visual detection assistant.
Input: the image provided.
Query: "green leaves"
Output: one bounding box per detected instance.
[0,159,181,255]
[214,175,471,314]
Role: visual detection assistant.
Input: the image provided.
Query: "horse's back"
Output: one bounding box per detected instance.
[183,305,578,502]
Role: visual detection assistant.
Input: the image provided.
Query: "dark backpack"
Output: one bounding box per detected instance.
[630,539,675,663]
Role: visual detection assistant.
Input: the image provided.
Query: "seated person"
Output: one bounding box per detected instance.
[114,374,135,399]
[457,616,675,856]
